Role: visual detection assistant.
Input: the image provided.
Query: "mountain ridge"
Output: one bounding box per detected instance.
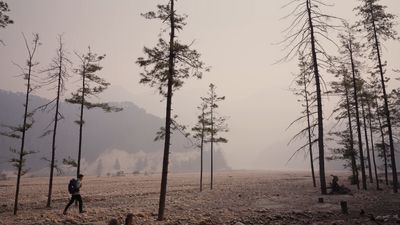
[0,89,230,176]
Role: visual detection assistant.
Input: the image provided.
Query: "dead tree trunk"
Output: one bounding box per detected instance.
[46,48,63,208]
[14,34,39,215]
[306,0,326,194]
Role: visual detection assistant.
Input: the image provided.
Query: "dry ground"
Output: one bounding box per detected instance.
[1,171,399,225]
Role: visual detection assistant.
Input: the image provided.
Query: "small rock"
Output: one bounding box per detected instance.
[108,218,119,225]
[136,212,145,217]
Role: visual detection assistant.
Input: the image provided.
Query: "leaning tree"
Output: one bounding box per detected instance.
[355,0,399,193]
[280,0,339,194]
[136,0,208,220]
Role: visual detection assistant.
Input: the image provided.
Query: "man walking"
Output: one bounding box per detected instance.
[63,174,86,214]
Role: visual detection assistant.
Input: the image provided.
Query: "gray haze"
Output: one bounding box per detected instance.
[0,0,399,170]
[0,90,230,175]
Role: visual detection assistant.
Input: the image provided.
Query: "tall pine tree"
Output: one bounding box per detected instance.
[66,48,121,178]
[355,0,399,193]
[201,83,228,190]
[337,23,368,190]
[136,0,208,220]
[192,102,209,192]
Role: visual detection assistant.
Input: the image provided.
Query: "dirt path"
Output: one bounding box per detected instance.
[1,171,399,225]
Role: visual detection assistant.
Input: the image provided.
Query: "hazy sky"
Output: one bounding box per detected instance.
[1,0,399,170]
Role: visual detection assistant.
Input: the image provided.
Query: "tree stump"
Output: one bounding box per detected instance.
[125,213,134,225]
[340,201,348,214]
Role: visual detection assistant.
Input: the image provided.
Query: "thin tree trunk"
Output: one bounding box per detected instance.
[14,55,33,215]
[306,0,326,194]
[158,0,175,220]
[77,68,86,178]
[370,4,398,192]
[349,41,367,190]
[345,81,359,189]
[361,101,373,183]
[47,46,63,208]
[368,102,380,190]
[303,68,316,187]
[200,109,205,192]
[376,99,389,185]
[210,90,214,190]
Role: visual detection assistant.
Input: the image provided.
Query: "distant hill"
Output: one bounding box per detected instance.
[0,90,230,176]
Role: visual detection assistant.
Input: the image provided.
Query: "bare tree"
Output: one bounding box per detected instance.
[0,33,40,215]
[136,0,208,220]
[287,52,317,187]
[66,48,121,178]
[39,35,71,208]
[355,0,399,193]
[279,0,340,194]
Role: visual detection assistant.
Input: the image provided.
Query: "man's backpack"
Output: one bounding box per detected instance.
[68,178,78,194]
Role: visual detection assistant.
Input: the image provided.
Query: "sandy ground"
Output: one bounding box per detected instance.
[0,171,400,225]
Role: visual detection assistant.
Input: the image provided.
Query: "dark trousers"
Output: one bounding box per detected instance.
[64,194,83,213]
